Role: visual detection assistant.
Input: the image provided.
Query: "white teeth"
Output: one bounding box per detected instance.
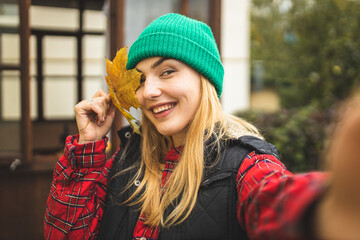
[153,104,175,114]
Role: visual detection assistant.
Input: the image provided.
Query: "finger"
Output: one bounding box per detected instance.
[91,92,112,108]
[94,96,114,121]
[89,103,106,126]
[100,101,115,126]
[92,89,105,98]
[77,98,105,123]
[98,96,111,112]
[92,89,110,100]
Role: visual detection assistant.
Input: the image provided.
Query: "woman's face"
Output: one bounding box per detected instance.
[136,57,201,146]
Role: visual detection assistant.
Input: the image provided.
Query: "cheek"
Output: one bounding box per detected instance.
[174,79,201,101]
[140,107,155,127]
[136,89,144,105]
[187,81,201,105]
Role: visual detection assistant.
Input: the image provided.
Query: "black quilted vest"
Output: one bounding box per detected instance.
[97,127,279,240]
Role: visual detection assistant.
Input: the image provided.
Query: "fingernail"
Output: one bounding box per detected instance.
[102,116,105,122]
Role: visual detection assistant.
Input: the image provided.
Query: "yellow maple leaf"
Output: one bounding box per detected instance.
[105,47,142,134]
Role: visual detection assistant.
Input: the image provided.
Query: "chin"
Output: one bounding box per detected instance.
[156,127,180,137]
[155,123,186,138]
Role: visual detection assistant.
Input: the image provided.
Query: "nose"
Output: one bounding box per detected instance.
[142,77,162,100]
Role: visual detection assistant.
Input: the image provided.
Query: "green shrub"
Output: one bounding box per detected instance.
[251,0,360,109]
[236,105,332,172]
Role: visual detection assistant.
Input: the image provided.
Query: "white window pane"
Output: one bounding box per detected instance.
[30,35,37,76]
[1,34,20,64]
[44,36,76,59]
[83,59,104,76]
[83,10,106,31]
[30,77,38,119]
[125,0,180,46]
[1,73,37,120]
[83,77,106,100]
[30,6,79,30]
[30,60,37,77]
[83,35,106,59]
[1,72,20,120]
[0,2,19,28]
[44,77,76,119]
[83,35,106,76]
[44,59,77,76]
[44,36,77,76]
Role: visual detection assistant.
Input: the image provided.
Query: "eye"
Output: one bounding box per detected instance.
[160,69,175,77]
[139,74,146,84]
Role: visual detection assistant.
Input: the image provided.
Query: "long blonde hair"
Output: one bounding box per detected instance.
[118,76,262,228]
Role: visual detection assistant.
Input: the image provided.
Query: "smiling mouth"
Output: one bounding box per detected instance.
[152,103,176,114]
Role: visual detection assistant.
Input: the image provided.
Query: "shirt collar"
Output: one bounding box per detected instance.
[165,146,183,162]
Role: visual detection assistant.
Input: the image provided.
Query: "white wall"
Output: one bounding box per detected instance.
[221,0,251,113]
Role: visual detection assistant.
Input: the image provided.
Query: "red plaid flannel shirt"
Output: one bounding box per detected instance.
[44,135,328,240]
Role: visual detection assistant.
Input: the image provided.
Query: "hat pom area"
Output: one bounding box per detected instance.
[127,13,224,97]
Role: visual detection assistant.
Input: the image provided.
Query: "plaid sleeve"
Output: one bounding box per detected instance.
[236,152,329,240]
[44,135,117,240]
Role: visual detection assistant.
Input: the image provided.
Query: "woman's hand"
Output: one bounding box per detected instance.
[315,97,360,240]
[74,89,116,144]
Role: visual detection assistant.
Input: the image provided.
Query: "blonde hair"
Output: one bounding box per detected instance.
[117,76,262,228]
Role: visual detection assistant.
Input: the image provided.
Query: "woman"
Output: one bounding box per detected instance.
[44,13,360,240]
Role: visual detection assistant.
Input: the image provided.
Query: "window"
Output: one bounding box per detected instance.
[0,0,23,162]
[0,0,107,165]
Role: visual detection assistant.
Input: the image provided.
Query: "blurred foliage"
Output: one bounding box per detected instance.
[248,0,360,171]
[251,0,360,108]
[236,105,332,172]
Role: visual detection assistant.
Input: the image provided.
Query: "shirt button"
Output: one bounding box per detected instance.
[125,131,131,139]
[134,180,140,187]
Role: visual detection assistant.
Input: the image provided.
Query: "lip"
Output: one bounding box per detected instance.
[149,102,177,119]
[149,102,176,111]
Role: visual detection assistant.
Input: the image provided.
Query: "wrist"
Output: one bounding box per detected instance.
[78,133,104,144]
[78,137,94,144]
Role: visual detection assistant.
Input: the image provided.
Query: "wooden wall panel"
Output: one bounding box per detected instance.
[109,0,124,154]
[0,170,53,240]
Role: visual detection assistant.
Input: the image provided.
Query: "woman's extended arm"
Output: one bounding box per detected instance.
[313,98,360,240]
[236,152,328,240]
[237,97,360,240]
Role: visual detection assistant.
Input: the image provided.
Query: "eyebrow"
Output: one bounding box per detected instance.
[136,57,170,73]
[151,57,170,69]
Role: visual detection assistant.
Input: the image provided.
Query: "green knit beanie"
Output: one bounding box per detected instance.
[126,13,224,96]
